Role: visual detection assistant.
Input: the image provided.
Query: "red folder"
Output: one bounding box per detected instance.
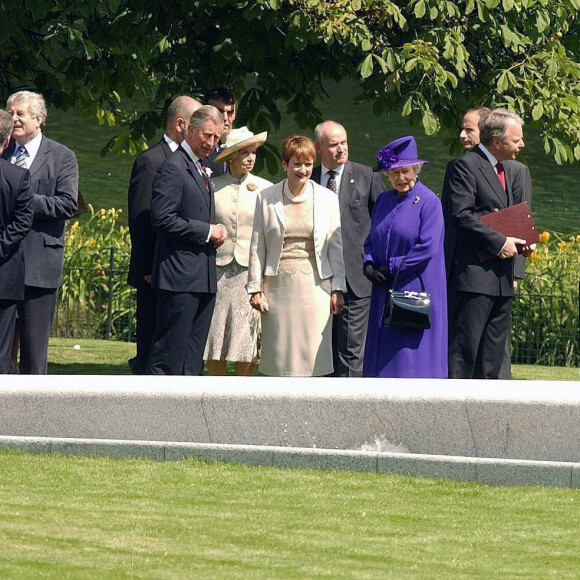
[477,202,539,262]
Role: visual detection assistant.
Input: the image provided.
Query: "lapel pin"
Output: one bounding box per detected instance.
[413,196,421,204]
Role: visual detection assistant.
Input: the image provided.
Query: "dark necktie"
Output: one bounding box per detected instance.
[496,162,506,191]
[326,169,337,193]
[15,145,27,168]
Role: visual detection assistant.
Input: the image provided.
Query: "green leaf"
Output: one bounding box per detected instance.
[362,38,372,51]
[402,95,413,116]
[414,0,426,18]
[502,0,514,10]
[531,101,544,121]
[422,108,439,135]
[404,58,418,72]
[373,54,389,74]
[552,138,567,165]
[361,54,373,78]
[547,55,559,77]
[536,12,548,33]
[497,71,508,93]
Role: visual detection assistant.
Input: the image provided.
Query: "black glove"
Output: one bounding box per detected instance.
[364,263,390,286]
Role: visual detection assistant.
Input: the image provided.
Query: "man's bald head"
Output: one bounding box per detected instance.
[166,96,202,143]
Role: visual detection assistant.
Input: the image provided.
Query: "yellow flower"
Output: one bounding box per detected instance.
[557,241,567,249]
[529,250,540,262]
[538,231,550,243]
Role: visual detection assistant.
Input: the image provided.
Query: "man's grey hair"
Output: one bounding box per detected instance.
[313,120,347,145]
[190,105,223,129]
[7,91,48,128]
[0,109,14,143]
[479,108,524,146]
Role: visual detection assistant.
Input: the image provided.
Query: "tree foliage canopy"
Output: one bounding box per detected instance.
[1,0,578,163]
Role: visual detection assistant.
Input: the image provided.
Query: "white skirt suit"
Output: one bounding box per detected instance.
[247,179,346,376]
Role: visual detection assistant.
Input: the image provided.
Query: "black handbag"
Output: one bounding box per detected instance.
[383,265,431,329]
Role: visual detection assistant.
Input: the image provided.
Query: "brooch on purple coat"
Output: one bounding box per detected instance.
[413,196,421,204]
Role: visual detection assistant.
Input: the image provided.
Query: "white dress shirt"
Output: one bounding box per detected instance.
[11,132,43,169]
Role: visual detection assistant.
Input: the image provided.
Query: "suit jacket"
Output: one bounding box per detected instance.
[443,155,533,285]
[127,139,173,288]
[312,161,383,297]
[2,136,78,288]
[247,180,346,294]
[442,147,516,297]
[213,172,273,268]
[150,146,217,293]
[0,159,34,300]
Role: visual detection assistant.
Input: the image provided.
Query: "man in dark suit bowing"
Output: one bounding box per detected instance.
[0,110,33,373]
[312,121,384,377]
[127,95,201,374]
[442,107,533,378]
[444,108,534,379]
[3,91,78,374]
[146,105,227,375]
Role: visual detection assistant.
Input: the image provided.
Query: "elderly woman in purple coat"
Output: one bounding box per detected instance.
[362,136,447,378]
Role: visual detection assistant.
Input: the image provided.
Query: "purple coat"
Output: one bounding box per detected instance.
[362,181,447,378]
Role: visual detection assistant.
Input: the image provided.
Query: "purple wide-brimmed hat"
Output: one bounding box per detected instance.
[375,136,428,173]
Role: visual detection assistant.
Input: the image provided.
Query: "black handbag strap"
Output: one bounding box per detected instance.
[391,259,426,292]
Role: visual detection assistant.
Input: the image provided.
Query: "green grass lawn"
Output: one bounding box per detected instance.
[0,451,578,579]
[47,337,579,379]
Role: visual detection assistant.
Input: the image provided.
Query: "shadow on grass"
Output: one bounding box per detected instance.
[48,363,133,375]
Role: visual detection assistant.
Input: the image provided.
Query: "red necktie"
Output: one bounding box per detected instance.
[199,162,210,190]
[496,162,506,190]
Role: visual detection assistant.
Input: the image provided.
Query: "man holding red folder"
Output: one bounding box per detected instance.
[444,108,535,379]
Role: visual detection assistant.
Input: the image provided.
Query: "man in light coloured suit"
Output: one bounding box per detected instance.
[312,120,384,377]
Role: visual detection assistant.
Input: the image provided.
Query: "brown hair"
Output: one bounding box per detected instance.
[281,135,316,164]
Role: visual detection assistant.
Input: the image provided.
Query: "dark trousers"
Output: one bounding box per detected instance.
[129,284,157,374]
[329,284,370,377]
[146,289,215,376]
[448,291,513,379]
[18,286,57,375]
[0,301,17,374]
[498,315,513,380]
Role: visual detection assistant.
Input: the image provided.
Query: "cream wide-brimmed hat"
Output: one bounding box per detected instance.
[214,126,268,163]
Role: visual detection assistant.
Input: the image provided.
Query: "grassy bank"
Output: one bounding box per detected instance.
[47,338,579,379]
[0,451,578,579]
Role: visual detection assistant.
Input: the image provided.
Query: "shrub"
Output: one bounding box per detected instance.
[512,232,580,366]
[55,205,135,341]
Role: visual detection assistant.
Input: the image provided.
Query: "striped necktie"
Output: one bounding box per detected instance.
[15,145,27,168]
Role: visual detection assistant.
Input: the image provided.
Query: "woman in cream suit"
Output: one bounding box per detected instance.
[204,127,272,375]
[247,135,345,376]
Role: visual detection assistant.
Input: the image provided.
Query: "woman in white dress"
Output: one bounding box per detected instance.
[204,127,272,375]
[247,136,346,376]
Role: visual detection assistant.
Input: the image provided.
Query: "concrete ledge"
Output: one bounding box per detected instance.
[1,375,580,486]
[1,435,578,488]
